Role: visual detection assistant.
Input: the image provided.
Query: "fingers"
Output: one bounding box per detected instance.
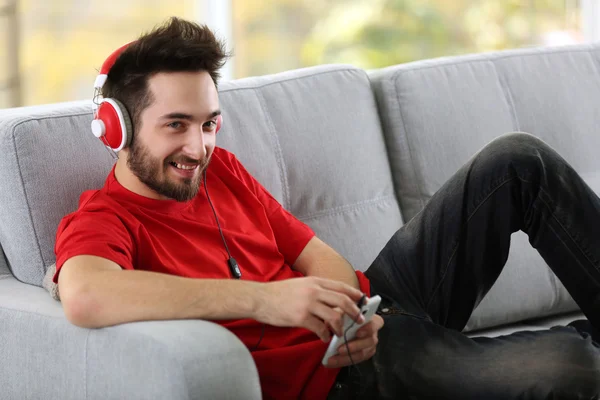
[325,316,385,368]
[316,290,363,323]
[303,314,332,342]
[336,335,378,356]
[293,277,374,342]
[371,314,385,330]
[310,303,345,337]
[337,319,382,355]
[324,307,344,337]
[314,277,364,302]
[355,315,384,338]
[325,345,377,368]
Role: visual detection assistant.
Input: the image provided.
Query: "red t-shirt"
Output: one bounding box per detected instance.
[54,147,371,400]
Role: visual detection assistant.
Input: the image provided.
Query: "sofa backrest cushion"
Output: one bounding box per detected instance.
[0,103,115,285]
[213,65,402,272]
[369,43,600,330]
[0,246,10,279]
[371,44,600,223]
[0,65,401,286]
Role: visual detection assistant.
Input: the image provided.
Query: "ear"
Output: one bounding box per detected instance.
[216,114,223,133]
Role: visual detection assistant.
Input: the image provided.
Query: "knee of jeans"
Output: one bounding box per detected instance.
[492,131,543,148]
[478,132,551,180]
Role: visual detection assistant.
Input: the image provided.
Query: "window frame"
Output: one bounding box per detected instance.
[1,0,20,108]
[582,0,600,41]
[194,0,234,81]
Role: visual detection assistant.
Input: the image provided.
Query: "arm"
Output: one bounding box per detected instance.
[59,255,364,341]
[59,255,262,328]
[55,211,265,329]
[293,236,360,291]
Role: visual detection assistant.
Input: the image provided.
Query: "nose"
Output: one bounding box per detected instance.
[182,125,208,161]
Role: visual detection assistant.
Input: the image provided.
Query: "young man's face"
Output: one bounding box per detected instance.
[126,71,220,202]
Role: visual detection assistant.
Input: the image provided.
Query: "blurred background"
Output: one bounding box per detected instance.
[0,0,596,109]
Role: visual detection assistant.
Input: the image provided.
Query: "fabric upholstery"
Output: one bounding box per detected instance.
[42,263,59,301]
[370,43,600,331]
[0,246,10,279]
[215,65,403,272]
[0,65,402,398]
[0,65,402,287]
[0,103,114,286]
[0,275,261,400]
[0,44,597,398]
[467,311,585,338]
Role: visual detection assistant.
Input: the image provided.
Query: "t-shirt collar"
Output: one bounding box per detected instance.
[104,165,194,213]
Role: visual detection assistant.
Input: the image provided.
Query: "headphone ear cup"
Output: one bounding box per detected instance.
[111,99,133,148]
[216,114,223,134]
[94,98,132,151]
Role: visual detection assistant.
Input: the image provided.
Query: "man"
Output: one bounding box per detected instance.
[54,17,600,399]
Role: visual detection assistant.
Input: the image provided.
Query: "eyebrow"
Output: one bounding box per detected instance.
[159,109,221,121]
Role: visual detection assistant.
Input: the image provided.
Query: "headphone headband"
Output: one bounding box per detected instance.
[91,42,135,151]
[94,41,135,89]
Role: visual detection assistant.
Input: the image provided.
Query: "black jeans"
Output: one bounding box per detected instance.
[328,133,600,399]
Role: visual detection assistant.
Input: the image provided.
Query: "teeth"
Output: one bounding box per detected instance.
[172,162,197,170]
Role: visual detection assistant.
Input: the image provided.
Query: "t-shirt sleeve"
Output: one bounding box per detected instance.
[255,187,315,265]
[226,153,315,265]
[53,210,135,283]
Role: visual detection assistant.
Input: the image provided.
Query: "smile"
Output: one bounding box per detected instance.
[169,161,198,170]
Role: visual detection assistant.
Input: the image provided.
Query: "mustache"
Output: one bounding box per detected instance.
[167,155,210,166]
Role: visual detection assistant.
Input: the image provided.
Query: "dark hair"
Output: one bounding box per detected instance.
[102,17,231,134]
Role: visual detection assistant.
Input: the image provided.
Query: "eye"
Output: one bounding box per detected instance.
[167,121,183,129]
[204,120,217,130]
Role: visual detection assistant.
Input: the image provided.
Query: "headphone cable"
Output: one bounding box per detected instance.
[202,168,265,350]
[203,169,241,279]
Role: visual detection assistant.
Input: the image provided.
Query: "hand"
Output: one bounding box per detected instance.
[255,277,365,342]
[324,314,384,369]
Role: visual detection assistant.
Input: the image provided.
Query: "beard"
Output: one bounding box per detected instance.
[127,138,210,202]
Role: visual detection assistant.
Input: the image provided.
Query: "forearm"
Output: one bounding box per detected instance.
[60,260,264,328]
[304,254,360,290]
[294,237,360,290]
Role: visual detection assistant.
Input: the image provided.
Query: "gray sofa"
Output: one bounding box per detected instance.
[1,42,597,399]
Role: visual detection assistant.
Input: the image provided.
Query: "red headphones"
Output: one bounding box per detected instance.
[91,42,223,151]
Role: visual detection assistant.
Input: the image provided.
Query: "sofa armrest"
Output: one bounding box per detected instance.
[0,276,261,400]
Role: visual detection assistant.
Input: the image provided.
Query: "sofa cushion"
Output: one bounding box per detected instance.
[466,311,585,337]
[0,246,10,279]
[0,276,261,400]
[209,65,402,272]
[369,44,600,330]
[0,103,115,286]
[0,65,402,286]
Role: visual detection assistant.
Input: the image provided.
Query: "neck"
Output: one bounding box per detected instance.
[114,156,167,200]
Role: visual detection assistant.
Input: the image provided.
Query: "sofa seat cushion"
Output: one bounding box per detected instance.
[467,312,586,338]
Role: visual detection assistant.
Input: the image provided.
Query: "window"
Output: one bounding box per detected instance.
[2,0,194,108]
[232,0,584,78]
[0,0,19,108]
[0,0,594,109]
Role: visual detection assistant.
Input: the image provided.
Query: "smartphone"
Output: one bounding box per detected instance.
[321,295,382,366]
